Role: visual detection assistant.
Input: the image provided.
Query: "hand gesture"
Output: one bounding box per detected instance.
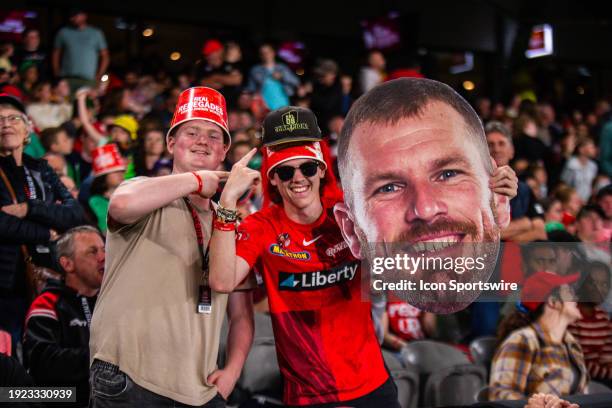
[490,164,518,199]
[194,170,230,198]
[220,148,261,208]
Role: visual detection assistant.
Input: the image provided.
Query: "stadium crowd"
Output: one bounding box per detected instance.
[0,9,611,408]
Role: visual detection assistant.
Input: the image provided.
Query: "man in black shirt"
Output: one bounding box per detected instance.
[13,29,48,79]
[23,225,105,407]
[195,39,242,108]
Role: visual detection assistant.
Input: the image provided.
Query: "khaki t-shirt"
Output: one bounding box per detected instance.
[90,189,227,406]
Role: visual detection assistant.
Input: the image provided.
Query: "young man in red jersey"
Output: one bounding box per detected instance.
[209,105,517,407]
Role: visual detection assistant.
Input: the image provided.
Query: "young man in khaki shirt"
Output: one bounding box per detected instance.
[89,87,254,407]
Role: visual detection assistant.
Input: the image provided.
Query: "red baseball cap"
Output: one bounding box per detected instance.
[520,271,579,312]
[263,141,326,177]
[202,39,223,57]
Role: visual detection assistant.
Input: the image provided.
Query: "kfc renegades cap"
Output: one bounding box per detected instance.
[262,106,322,147]
[92,144,126,177]
[520,271,579,312]
[264,141,326,177]
[167,87,231,147]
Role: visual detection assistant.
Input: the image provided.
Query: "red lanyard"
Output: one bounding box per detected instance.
[183,198,211,279]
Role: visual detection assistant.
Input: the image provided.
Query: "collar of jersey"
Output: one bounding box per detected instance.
[277,202,328,230]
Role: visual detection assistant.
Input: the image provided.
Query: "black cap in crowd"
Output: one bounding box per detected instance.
[0,93,26,113]
[261,106,322,147]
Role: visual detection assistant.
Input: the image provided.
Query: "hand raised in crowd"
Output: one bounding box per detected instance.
[490,164,519,198]
[220,148,261,208]
[207,367,239,400]
[1,203,28,219]
[524,393,579,408]
[193,170,231,199]
[75,87,92,101]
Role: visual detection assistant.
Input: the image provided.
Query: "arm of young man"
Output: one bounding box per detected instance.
[109,170,228,226]
[207,291,254,399]
[209,149,261,293]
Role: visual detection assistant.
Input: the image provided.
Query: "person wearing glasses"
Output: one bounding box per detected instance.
[208,106,399,407]
[0,93,84,351]
[209,104,519,407]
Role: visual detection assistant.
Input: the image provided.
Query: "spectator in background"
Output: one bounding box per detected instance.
[569,261,612,388]
[486,121,546,242]
[76,88,138,157]
[359,50,386,94]
[553,185,583,233]
[246,43,300,110]
[476,97,492,122]
[23,225,104,407]
[18,61,39,101]
[131,128,166,177]
[13,28,47,79]
[146,86,180,129]
[52,78,71,104]
[490,272,587,400]
[561,138,598,202]
[43,152,68,177]
[340,74,354,115]
[26,81,72,130]
[310,59,343,135]
[226,140,252,169]
[513,114,553,174]
[0,94,84,349]
[0,42,14,74]
[596,185,612,228]
[40,127,74,159]
[575,205,606,246]
[88,145,126,234]
[542,197,565,232]
[598,113,612,177]
[52,9,109,92]
[525,163,548,200]
[195,39,243,108]
[382,300,436,352]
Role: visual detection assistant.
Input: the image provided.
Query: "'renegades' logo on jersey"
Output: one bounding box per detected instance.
[278,262,359,291]
[269,244,311,261]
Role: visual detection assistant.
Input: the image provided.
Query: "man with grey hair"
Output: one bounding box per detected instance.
[23,225,105,407]
[333,78,518,314]
[485,121,546,242]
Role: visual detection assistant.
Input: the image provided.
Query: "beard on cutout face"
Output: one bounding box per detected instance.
[359,199,500,314]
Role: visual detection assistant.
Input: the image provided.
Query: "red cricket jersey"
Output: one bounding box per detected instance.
[236,203,388,406]
[386,301,425,342]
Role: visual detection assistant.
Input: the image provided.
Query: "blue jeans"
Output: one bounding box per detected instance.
[89,360,226,408]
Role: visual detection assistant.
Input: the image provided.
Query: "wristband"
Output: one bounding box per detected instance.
[216,205,239,223]
[191,172,203,194]
[214,218,236,231]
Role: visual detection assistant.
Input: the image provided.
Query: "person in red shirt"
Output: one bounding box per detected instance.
[209,105,518,407]
[209,106,396,407]
[569,261,612,386]
[383,300,437,350]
